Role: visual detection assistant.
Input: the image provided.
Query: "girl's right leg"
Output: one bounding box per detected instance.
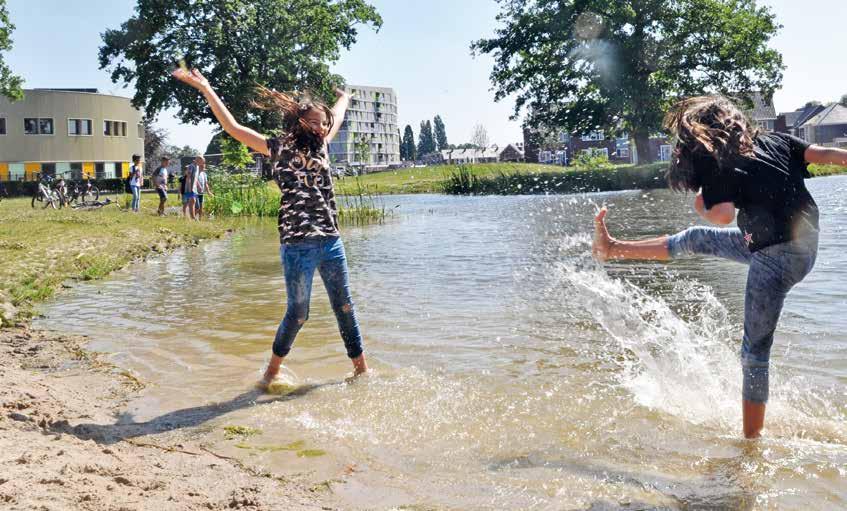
[593,207,751,264]
[260,243,319,387]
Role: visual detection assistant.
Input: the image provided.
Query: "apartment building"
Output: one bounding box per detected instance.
[328,85,400,167]
[0,89,144,181]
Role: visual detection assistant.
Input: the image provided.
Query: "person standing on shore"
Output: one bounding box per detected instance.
[182,160,200,220]
[129,154,143,213]
[592,95,847,439]
[154,156,170,216]
[173,68,368,384]
[193,156,213,220]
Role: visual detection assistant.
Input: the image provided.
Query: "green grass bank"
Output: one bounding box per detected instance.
[0,194,236,326]
[336,162,847,196]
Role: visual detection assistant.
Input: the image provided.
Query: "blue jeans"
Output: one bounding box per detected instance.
[130,185,141,211]
[273,236,364,359]
[668,227,818,403]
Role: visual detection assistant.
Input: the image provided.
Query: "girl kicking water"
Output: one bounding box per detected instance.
[593,95,847,438]
[173,68,367,387]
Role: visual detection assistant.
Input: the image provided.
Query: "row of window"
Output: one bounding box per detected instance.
[0,117,140,138]
[0,161,129,181]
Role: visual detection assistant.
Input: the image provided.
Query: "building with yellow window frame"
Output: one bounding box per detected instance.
[0,89,144,182]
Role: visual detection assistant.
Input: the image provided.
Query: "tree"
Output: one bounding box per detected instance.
[221,135,255,170]
[165,144,201,160]
[433,115,449,151]
[417,120,436,156]
[401,125,417,161]
[354,134,371,164]
[473,1,784,162]
[471,124,490,149]
[143,118,169,163]
[99,0,382,132]
[0,0,23,101]
[839,95,847,108]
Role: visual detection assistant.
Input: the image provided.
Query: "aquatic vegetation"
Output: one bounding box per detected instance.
[222,425,262,439]
[445,163,668,195]
[296,449,326,458]
[205,171,388,225]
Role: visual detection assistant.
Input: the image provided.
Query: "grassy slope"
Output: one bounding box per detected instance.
[0,193,235,326]
[336,162,847,195]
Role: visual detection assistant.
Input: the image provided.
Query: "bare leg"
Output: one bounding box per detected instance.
[743,400,766,439]
[593,208,671,262]
[258,354,284,390]
[351,354,368,376]
[188,197,197,220]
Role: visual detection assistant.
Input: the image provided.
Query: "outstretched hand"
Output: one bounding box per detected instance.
[334,87,353,100]
[172,68,210,92]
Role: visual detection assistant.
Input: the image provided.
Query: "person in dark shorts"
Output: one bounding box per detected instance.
[592,95,847,438]
[173,67,368,384]
[154,156,170,216]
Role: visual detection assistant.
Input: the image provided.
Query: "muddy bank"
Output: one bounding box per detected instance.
[0,325,338,511]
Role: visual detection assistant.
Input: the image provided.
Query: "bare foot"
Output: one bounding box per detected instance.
[592,207,614,262]
[351,354,368,376]
[257,355,284,391]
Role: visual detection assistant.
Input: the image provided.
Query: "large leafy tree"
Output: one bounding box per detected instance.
[0,0,23,101]
[473,0,784,162]
[433,115,449,151]
[417,120,436,156]
[401,125,416,161]
[99,0,382,131]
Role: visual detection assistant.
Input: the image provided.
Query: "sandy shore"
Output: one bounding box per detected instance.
[0,325,337,511]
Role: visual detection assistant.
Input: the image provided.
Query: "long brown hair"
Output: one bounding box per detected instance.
[664,95,758,192]
[251,86,334,151]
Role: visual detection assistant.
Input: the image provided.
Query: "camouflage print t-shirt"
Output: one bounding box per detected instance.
[267,136,339,244]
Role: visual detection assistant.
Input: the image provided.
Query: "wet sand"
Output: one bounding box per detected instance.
[0,325,340,510]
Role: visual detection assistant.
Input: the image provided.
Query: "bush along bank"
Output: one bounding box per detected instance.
[445,163,669,195]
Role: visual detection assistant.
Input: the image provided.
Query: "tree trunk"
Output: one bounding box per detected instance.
[634,130,654,164]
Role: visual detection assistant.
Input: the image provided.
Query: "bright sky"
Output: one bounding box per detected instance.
[4,0,846,151]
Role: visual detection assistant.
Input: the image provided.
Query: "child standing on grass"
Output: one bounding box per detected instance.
[173,68,368,385]
[593,95,847,439]
[129,154,143,213]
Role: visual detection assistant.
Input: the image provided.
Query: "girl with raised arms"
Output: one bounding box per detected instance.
[593,95,847,438]
[173,68,367,388]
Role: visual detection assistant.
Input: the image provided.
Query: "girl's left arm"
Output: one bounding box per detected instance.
[694,192,736,225]
[326,88,353,143]
[805,145,847,167]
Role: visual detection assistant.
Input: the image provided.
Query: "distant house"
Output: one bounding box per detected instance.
[742,92,778,132]
[498,144,525,162]
[440,146,500,165]
[796,103,847,146]
[776,104,825,137]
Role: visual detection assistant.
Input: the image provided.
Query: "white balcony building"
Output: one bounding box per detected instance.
[328,85,400,168]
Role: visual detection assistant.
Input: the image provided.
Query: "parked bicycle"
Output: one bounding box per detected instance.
[31,174,61,209]
[65,178,100,206]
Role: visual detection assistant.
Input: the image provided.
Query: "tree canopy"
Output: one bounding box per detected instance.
[471,124,490,149]
[100,0,381,132]
[0,0,23,101]
[473,0,784,162]
[418,120,436,156]
[433,115,449,151]
[401,125,416,161]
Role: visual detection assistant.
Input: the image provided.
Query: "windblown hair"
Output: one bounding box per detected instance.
[664,95,759,192]
[251,86,334,151]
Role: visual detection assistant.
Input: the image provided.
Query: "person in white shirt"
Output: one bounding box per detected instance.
[129,154,143,212]
[192,156,213,220]
[154,156,170,216]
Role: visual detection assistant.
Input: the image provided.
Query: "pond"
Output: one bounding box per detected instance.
[38,176,847,510]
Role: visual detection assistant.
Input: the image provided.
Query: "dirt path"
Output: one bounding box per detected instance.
[0,325,336,511]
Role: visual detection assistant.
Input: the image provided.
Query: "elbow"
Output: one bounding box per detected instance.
[709,211,736,225]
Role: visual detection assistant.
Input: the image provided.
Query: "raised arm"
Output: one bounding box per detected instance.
[326,88,353,143]
[172,69,270,156]
[694,192,736,225]
[805,145,847,167]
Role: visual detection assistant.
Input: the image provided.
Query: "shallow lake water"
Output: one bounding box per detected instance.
[38,176,847,510]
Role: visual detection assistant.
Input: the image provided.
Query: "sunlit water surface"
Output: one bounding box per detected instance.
[38,176,847,510]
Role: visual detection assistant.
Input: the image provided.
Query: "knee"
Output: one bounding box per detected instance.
[341,303,353,314]
[286,302,310,324]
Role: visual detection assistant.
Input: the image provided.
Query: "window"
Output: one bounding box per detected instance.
[95,162,105,179]
[68,118,93,136]
[558,132,571,143]
[70,162,83,180]
[582,147,609,158]
[0,117,5,135]
[9,163,25,181]
[41,163,56,177]
[581,131,605,142]
[659,145,673,162]
[137,122,144,139]
[25,117,54,135]
[104,120,127,137]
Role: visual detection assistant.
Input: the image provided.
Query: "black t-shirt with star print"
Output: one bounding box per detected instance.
[695,132,819,253]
